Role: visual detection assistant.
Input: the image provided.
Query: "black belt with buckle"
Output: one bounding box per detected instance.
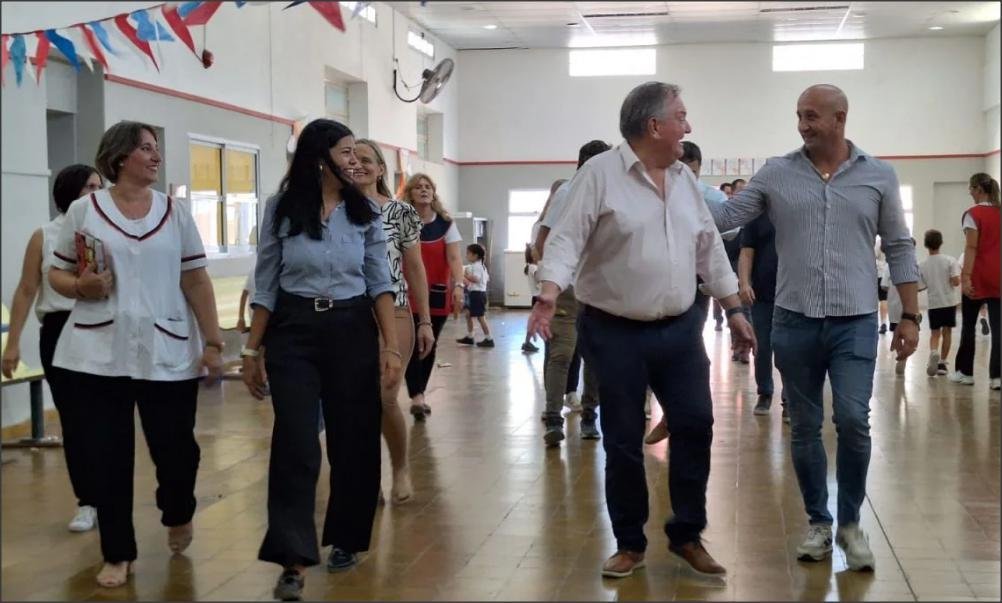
[277,290,370,313]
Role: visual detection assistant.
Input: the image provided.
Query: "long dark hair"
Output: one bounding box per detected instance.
[53,164,101,213]
[273,119,376,239]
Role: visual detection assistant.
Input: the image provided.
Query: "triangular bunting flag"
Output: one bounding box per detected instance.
[115,13,159,70]
[79,24,109,71]
[64,27,94,72]
[133,9,174,42]
[309,1,345,32]
[162,4,198,57]
[45,29,81,72]
[34,31,51,83]
[1,35,9,86]
[89,21,118,56]
[183,1,223,26]
[9,34,26,85]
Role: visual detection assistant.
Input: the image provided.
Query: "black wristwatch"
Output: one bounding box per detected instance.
[725,306,748,319]
[900,312,922,328]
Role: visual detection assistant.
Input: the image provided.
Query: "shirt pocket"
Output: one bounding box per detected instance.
[69,303,116,364]
[153,316,194,370]
[339,230,365,265]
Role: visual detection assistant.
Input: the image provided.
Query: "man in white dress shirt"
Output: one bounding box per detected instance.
[529,82,755,579]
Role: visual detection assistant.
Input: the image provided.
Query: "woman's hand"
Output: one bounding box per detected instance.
[201,346,224,386]
[381,349,402,388]
[77,264,114,299]
[452,286,465,319]
[416,322,436,359]
[1,343,20,379]
[242,353,269,400]
[962,277,975,299]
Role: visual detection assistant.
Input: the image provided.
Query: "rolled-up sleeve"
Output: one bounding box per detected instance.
[708,165,769,232]
[877,167,920,286]
[695,194,739,300]
[537,165,600,290]
[175,199,208,271]
[251,197,282,312]
[51,201,84,271]
[363,215,394,300]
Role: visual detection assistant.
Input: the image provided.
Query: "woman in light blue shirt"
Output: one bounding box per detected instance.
[240,119,400,601]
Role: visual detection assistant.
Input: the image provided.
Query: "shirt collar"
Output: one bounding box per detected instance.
[617,141,686,175]
[794,139,869,165]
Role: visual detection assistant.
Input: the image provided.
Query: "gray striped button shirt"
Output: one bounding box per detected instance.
[707,142,919,319]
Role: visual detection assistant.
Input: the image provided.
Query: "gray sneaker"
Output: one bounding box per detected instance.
[836,524,875,571]
[753,395,772,415]
[273,569,304,601]
[581,419,601,440]
[796,524,833,561]
[544,425,565,447]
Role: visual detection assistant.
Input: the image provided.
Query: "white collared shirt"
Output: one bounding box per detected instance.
[537,142,738,321]
[50,189,209,381]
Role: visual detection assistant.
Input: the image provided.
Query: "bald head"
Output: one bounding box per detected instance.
[800,84,848,114]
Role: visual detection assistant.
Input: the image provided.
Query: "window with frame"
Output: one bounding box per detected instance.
[325,80,349,124]
[189,139,259,255]
[507,189,550,251]
[416,114,429,160]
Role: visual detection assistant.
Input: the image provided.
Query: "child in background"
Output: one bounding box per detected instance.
[882,238,926,375]
[919,229,961,376]
[456,244,494,348]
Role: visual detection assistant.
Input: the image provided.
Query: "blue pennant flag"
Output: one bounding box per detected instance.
[133,10,175,42]
[284,1,308,8]
[178,1,203,19]
[235,0,246,7]
[9,34,26,85]
[89,21,118,55]
[45,29,81,71]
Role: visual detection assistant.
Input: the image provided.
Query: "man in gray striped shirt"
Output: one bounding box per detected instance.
[709,84,920,572]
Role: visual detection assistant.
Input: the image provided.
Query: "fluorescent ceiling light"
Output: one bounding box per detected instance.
[483,24,498,30]
[928,25,944,30]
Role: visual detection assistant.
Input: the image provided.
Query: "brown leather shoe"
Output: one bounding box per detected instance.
[669,541,726,576]
[601,550,646,578]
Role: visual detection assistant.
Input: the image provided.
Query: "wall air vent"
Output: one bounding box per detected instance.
[759,5,849,13]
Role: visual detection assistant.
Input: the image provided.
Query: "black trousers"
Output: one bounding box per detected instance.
[258,291,382,568]
[404,314,448,398]
[955,295,1000,379]
[67,370,200,562]
[39,311,96,508]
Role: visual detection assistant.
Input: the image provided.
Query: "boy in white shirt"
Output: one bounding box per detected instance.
[457,244,494,348]
[919,229,961,376]
[881,238,926,375]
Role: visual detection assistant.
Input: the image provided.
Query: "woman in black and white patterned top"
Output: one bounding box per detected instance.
[353,139,435,504]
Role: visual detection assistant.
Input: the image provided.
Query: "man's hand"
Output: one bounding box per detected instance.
[891,319,919,360]
[728,312,757,357]
[527,292,557,341]
[738,283,756,307]
[452,286,465,320]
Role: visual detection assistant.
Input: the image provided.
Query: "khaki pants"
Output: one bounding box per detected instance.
[543,287,599,426]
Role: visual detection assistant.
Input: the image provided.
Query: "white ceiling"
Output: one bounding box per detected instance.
[389,1,1001,50]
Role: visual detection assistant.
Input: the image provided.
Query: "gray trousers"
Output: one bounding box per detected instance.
[543,287,599,425]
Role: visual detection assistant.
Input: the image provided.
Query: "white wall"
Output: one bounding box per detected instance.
[459,37,987,162]
[984,23,1001,178]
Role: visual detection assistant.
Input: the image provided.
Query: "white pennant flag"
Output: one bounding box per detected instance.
[64,27,95,71]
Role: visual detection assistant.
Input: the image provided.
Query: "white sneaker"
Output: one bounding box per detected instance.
[796,524,833,561]
[68,505,97,532]
[948,371,975,385]
[926,351,940,377]
[991,378,1001,391]
[836,524,875,571]
[564,392,582,412]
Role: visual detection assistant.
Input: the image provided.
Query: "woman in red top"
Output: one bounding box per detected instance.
[403,174,465,420]
[951,173,1000,390]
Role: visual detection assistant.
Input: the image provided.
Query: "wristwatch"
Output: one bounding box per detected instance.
[240,347,261,358]
[900,312,922,328]
[724,306,748,319]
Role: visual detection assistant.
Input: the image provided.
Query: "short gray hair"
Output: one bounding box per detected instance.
[95,121,158,183]
[619,82,681,141]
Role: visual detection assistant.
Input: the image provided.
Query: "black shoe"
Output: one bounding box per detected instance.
[581,420,601,440]
[476,338,495,348]
[522,341,539,353]
[982,318,990,336]
[782,405,790,424]
[274,569,304,601]
[937,362,948,376]
[879,324,887,335]
[327,548,357,573]
[410,404,426,422]
[753,395,772,415]
[456,336,474,345]
[544,425,565,447]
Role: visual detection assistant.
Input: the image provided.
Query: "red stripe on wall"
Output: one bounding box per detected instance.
[104,74,294,128]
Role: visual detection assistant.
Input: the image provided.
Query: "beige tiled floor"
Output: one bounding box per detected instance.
[1,309,999,601]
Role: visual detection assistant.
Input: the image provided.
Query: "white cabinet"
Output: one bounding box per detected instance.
[503,250,532,307]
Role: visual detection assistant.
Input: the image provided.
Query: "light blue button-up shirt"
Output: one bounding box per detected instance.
[708,142,919,318]
[251,195,393,312]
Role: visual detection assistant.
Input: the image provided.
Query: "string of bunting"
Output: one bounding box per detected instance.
[0,1,381,87]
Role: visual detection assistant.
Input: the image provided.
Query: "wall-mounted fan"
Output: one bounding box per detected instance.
[393,58,454,104]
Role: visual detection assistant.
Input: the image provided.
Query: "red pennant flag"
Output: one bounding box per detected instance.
[114,13,159,71]
[309,1,345,32]
[1,35,9,86]
[34,31,51,83]
[162,4,197,57]
[184,1,223,26]
[78,24,109,72]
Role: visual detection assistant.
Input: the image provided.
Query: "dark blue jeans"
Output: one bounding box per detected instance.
[772,307,877,526]
[577,303,712,552]
[750,301,776,397]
